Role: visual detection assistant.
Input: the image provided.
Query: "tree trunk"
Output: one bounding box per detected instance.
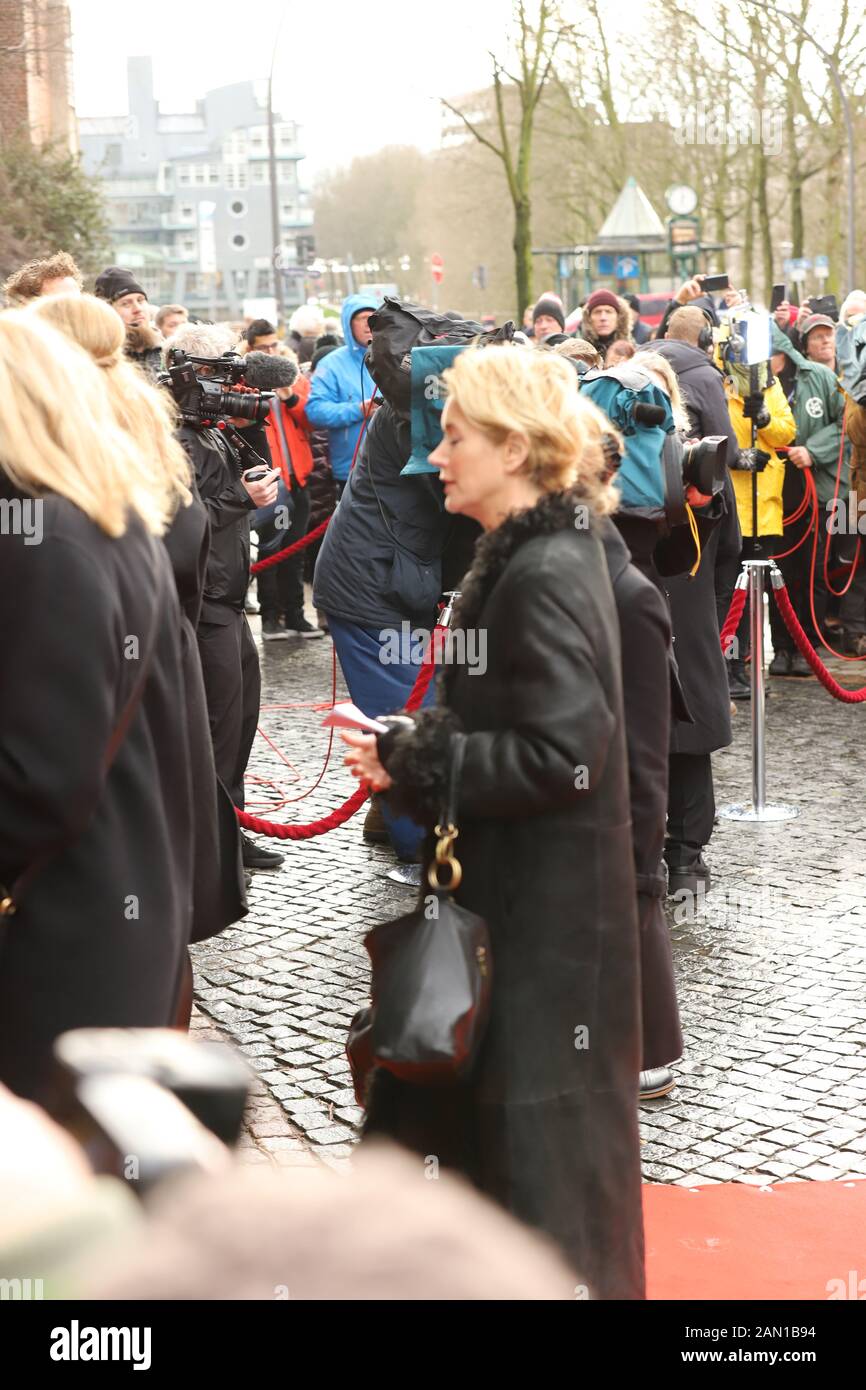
[514,195,533,318]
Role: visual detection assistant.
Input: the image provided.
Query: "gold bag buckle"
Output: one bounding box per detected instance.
[427,822,463,891]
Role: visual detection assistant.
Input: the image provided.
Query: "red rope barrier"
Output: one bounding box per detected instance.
[719,580,749,654]
[237,618,443,840]
[250,518,330,575]
[771,581,866,703]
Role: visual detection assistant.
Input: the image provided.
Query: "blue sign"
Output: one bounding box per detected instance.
[782,258,793,275]
[814,254,829,270]
[597,255,614,276]
[615,255,640,279]
[557,254,571,280]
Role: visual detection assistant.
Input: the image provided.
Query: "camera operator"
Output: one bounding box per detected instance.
[165,322,285,873]
[637,316,742,899]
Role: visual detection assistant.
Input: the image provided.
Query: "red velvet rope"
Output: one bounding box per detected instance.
[236,621,444,839]
[250,518,330,575]
[719,581,749,654]
[772,582,866,703]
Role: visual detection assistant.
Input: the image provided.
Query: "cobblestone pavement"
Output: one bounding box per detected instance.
[191,605,866,1184]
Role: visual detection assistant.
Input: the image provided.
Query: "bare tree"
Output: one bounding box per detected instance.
[441,0,570,315]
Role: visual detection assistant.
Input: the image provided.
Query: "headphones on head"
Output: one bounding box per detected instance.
[697,320,714,353]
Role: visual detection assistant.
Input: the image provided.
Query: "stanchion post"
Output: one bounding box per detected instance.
[719,560,798,823]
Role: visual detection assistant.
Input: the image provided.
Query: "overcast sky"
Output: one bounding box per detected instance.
[68,0,517,176]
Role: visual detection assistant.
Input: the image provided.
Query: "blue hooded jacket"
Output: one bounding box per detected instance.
[306,293,379,479]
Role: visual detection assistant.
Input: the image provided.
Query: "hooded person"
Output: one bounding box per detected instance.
[94,266,163,380]
[769,319,851,667]
[305,293,379,490]
[580,289,633,359]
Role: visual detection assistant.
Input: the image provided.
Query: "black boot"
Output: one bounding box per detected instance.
[728,657,750,700]
[240,832,285,870]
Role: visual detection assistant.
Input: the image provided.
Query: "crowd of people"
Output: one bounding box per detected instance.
[0,248,862,1300]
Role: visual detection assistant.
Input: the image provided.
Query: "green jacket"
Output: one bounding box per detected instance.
[771,323,849,507]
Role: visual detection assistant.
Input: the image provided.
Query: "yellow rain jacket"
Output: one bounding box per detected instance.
[725,378,795,537]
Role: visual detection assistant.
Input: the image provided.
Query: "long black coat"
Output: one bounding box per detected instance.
[0,483,195,1102]
[163,493,247,943]
[370,492,645,1300]
[599,521,683,1070]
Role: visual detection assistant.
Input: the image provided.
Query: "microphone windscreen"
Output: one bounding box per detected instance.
[243,352,299,390]
[632,401,667,426]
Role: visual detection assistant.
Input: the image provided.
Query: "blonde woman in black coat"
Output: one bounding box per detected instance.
[343,347,645,1300]
[0,314,196,1102]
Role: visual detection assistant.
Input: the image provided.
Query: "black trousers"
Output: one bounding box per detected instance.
[774,470,829,650]
[716,534,785,659]
[197,610,261,810]
[838,531,866,636]
[257,485,310,625]
[665,752,715,865]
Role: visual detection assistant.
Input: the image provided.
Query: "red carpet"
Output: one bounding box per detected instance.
[644,1178,866,1300]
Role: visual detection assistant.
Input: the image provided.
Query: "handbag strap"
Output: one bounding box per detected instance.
[428,732,466,894]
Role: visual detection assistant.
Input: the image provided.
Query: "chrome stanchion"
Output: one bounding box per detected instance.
[719,560,798,823]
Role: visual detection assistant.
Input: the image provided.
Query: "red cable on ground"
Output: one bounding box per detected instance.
[719,580,749,654]
[237,613,441,840]
[772,581,866,702]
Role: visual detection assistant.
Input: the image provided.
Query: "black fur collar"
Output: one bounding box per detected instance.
[453,488,594,632]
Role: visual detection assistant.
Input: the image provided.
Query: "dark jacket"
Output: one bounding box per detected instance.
[643,337,741,467]
[313,403,477,631]
[163,492,247,943]
[599,521,682,1071]
[369,491,645,1300]
[0,483,194,1102]
[179,424,255,620]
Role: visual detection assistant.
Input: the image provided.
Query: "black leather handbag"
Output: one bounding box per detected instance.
[347,733,492,1102]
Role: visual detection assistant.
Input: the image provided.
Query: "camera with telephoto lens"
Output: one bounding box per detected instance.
[159,348,274,426]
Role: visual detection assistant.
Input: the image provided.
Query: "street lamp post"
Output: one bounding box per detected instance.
[267,4,290,325]
[740,0,855,290]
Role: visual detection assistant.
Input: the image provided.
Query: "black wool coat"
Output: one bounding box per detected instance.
[370,491,645,1301]
[0,484,196,1102]
[163,492,247,944]
[598,521,683,1071]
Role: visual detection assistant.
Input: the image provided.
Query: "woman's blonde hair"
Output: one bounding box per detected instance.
[30,293,191,524]
[0,312,175,536]
[441,345,618,513]
[632,350,692,434]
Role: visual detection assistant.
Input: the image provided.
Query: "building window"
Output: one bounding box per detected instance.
[178,167,191,186]
[209,167,221,185]
[180,203,195,221]
[229,198,247,217]
[257,269,271,295]
[277,163,296,185]
[225,164,248,191]
[233,269,248,295]
[251,163,268,185]
[231,233,248,250]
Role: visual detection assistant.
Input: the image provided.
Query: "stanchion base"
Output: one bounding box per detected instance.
[718,802,798,822]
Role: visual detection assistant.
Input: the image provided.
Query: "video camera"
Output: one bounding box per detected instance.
[159,348,274,427]
[579,363,728,527]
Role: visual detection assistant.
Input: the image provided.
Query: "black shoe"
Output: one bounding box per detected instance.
[261,617,288,641]
[240,833,285,870]
[285,616,326,639]
[769,649,792,676]
[639,1067,676,1100]
[728,659,751,700]
[789,651,813,677]
[666,853,712,897]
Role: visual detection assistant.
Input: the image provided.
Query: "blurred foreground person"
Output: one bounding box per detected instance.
[30,295,247,1004]
[343,347,644,1299]
[0,315,196,1100]
[3,250,83,305]
[0,1081,574,1300]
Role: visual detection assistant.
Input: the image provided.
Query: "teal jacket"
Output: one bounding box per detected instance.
[772,323,848,507]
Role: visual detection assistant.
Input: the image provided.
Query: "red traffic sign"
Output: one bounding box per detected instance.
[431,253,444,284]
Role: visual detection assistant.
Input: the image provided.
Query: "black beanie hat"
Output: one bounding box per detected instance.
[94,266,147,303]
[532,297,566,332]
